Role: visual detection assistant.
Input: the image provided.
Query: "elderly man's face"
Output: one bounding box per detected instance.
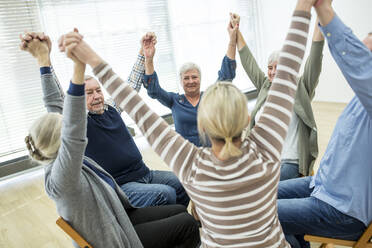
[267,61,278,82]
[363,34,372,51]
[85,78,105,114]
[182,69,201,96]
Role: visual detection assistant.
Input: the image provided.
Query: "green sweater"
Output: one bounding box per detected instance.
[239,41,324,176]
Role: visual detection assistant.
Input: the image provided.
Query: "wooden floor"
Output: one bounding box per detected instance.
[0,101,349,248]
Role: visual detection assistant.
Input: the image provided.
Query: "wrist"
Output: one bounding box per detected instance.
[228,41,237,47]
[88,55,103,69]
[72,63,86,85]
[145,56,154,62]
[37,55,51,67]
[296,0,313,12]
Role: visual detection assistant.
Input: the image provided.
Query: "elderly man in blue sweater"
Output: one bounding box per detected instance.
[21,31,189,208]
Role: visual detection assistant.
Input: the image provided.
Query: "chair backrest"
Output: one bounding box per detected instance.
[56,217,93,248]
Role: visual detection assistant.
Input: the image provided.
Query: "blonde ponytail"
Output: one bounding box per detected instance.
[198,81,249,160]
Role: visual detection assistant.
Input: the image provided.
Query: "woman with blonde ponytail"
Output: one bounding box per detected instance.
[64,0,317,246]
[197,82,248,160]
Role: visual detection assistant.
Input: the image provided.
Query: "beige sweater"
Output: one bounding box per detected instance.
[94,10,311,248]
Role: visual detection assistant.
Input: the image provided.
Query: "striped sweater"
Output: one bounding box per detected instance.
[93,10,311,248]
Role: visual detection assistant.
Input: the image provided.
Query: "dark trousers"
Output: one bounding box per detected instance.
[127,204,200,248]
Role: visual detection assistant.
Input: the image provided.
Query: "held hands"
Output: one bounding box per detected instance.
[228,13,240,45]
[141,32,157,60]
[58,28,103,68]
[19,32,51,66]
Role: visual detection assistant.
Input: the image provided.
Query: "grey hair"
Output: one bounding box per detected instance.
[369,32,372,35]
[267,50,280,65]
[84,75,95,81]
[179,62,201,81]
[26,112,63,164]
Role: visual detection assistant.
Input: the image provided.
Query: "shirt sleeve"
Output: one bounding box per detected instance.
[299,40,324,98]
[320,14,372,117]
[143,71,175,108]
[239,45,268,90]
[49,91,87,196]
[217,55,237,81]
[127,54,145,92]
[40,66,64,114]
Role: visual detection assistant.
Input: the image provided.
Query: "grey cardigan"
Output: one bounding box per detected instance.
[43,89,143,248]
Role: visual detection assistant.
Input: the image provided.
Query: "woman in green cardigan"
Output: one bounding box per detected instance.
[236,17,325,180]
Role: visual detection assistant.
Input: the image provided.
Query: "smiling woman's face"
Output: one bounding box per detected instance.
[182,69,201,96]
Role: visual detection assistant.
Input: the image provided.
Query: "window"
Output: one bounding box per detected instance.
[0,0,262,160]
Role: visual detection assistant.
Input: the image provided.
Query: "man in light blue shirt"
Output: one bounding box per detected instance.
[277,0,372,247]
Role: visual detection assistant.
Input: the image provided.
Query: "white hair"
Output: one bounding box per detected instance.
[25,113,62,164]
[268,50,280,65]
[179,62,201,81]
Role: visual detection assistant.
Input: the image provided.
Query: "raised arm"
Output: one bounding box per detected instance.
[126,47,145,92]
[237,29,268,90]
[315,0,372,117]
[299,18,325,97]
[63,34,198,183]
[217,14,238,81]
[142,32,175,108]
[250,1,313,161]
[20,32,64,113]
[50,30,87,195]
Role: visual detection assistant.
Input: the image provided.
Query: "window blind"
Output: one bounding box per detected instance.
[0,0,45,158]
[0,0,261,159]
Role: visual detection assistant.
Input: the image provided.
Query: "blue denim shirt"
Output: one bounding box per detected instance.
[310,15,372,226]
[143,56,236,147]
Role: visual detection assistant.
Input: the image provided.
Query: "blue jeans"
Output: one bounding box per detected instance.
[277,177,366,248]
[120,170,189,208]
[280,162,300,181]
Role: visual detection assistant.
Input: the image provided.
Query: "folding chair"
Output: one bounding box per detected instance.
[56,217,93,248]
[304,222,372,248]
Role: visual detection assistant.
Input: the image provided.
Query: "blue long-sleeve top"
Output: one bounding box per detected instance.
[143,56,237,147]
[310,15,372,226]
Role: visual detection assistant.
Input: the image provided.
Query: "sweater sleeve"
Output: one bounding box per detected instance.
[239,45,268,90]
[249,11,311,161]
[298,40,324,98]
[93,63,198,183]
[40,66,64,114]
[48,91,87,196]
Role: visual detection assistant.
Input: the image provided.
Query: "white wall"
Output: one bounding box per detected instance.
[257,0,372,103]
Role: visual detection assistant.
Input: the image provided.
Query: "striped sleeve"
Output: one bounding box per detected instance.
[250,11,311,160]
[93,63,198,182]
